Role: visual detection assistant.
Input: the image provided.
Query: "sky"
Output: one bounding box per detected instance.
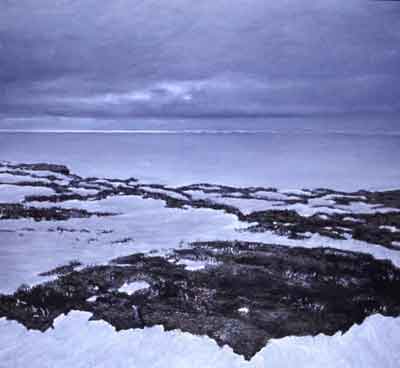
[1,0,400,121]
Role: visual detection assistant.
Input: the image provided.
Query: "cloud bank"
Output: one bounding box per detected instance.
[1,0,400,120]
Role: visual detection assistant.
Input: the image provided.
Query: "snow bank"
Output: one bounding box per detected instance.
[0,311,398,368]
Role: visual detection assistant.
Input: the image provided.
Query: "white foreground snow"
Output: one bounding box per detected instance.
[0,311,399,368]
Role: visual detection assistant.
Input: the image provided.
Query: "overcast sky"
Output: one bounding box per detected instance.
[1,0,400,120]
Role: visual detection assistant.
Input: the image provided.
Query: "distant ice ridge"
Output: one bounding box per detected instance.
[0,311,398,368]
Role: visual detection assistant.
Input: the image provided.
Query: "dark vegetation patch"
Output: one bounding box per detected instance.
[4,163,71,176]
[38,261,83,277]
[1,241,400,360]
[245,210,400,250]
[0,203,115,221]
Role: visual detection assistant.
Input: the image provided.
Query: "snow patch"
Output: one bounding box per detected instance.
[343,217,365,223]
[380,226,399,233]
[118,281,150,295]
[176,259,209,271]
[140,186,188,201]
[0,185,54,203]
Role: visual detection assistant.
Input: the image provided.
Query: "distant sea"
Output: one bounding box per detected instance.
[1,116,399,190]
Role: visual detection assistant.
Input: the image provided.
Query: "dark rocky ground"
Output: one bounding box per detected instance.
[245,210,400,250]
[0,203,115,221]
[1,241,400,360]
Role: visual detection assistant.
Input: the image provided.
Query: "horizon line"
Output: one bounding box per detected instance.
[1,129,400,136]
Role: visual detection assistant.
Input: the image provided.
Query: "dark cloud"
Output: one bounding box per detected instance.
[1,0,400,120]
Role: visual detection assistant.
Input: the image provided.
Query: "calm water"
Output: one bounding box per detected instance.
[1,117,399,190]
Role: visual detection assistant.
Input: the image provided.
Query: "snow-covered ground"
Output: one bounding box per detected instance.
[0,195,252,293]
[2,192,400,294]
[1,194,400,367]
[1,141,400,367]
[184,189,400,217]
[0,311,398,368]
[0,185,54,203]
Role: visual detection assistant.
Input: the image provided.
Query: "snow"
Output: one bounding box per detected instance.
[0,224,138,294]
[252,191,294,201]
[343,217,365,223]
[1,130,400,366]
[0,173,50,184]
[196,190,396,218]
[0,184,54,203]
[72,188,99,196]
[140,186,188,200]
[0,195,253,293]
[308,197,335,207]
[118,281,150,295]
[272,201,400,217]
[380,226,399,233]
[212,197,282,215]
[2,191,400,294]
[0,311,399,368]
[184,190,218,200]
[279,189,312,196]
[336,201,399,214]
[176,259,210,271]
[193,185,222,191]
